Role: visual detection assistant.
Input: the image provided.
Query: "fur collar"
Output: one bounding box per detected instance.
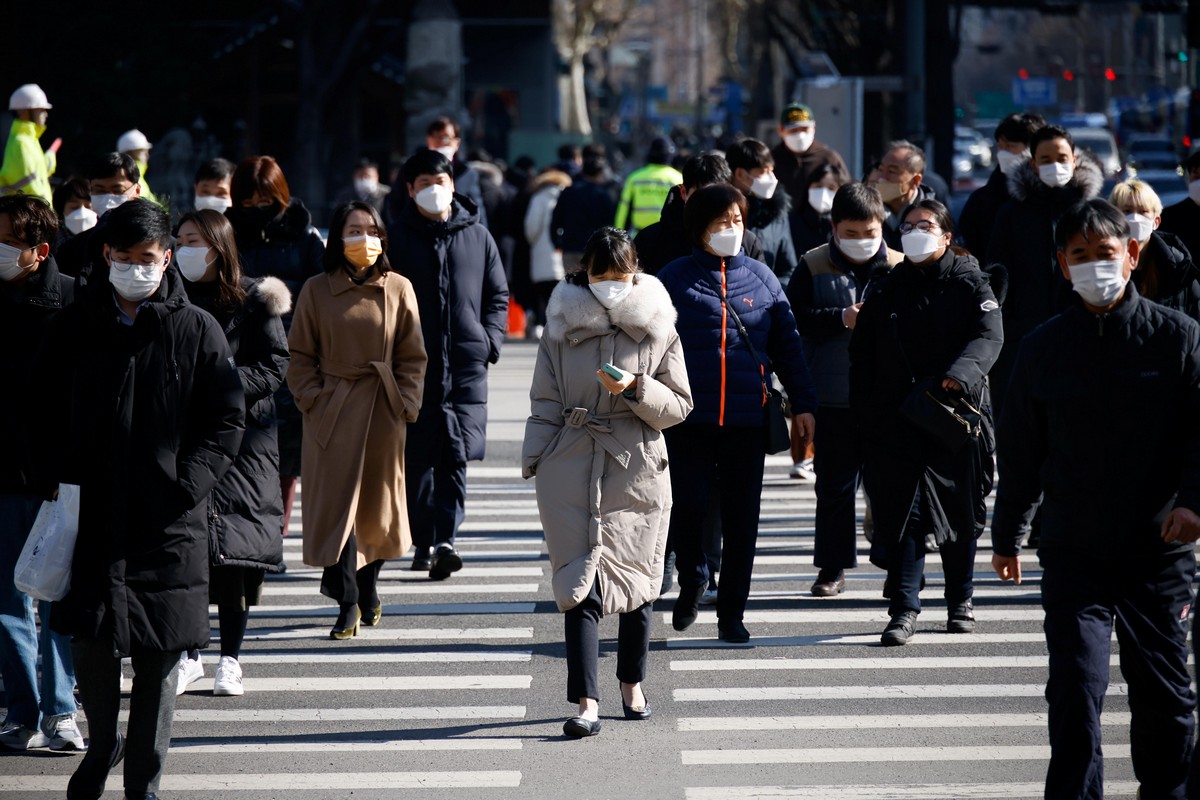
[530,169,573,193]
[252,275,292,317]
[1007,149,1104,204]
[544,273,677,344]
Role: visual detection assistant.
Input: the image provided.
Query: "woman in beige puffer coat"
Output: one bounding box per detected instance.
[522,227,692,738]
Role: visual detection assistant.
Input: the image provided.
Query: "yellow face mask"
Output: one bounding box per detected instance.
[343,234,382,268]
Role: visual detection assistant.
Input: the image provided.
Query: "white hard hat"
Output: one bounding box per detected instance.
[117,129,153,153]
[9,83,52,111]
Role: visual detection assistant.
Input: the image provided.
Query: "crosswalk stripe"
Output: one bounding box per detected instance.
[167,738,523,753]
[234,651,531,664]
[275,565,544,578]
[683,782,1143,799]
[747,554,1038,566]
[677,712,1131,731]
[709,588,1041,601]
[4,772,524,791]
[257,582,539,596]
[668,655,1130,671]
[660,609,1046,624]
[673,684,1127,701]
[241,627,534,641]
[680,745,1132,765]
[241,602,537,618]
[189,675,533,692]
[666,632,1051,648]
[122,706,527,722]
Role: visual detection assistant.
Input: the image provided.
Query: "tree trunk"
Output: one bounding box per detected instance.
[560,53,593,135]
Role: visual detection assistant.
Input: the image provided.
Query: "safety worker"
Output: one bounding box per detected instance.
[0,84,58,203]
[614,137,682,236]
[117,128,159,206]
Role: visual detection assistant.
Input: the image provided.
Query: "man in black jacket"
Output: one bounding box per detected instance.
[0,195,82,753]
[992,200,1200,800]
[38,199,245,800]
[390,149,509,579]
[727,138,797,284]
[551,154,616,270]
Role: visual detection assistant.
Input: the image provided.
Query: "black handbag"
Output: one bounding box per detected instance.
[697,271,794,455]
[891,313,982,453]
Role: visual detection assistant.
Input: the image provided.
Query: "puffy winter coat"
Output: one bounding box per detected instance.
[746,187,798,285]
[39,266,245,655]
[226,199,325,332]
[658,248,817,427]
[957,166,1009,264]
[188,276,291,572]
[848,249,1003,548]
[551,179,617,254]
[993,285,1200,561]
[522,274,692,615]
[524,171,572,283]
[390,194,509,462]
[1134,230,1200,323]
[1159,197,1200,266]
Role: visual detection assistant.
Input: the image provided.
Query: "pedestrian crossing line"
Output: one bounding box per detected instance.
[120,706,528,723]
[240,601,538,618]
[716,588,1040,601]
[677,712,1131,731]
[458,523,545,534]
[746,572,1042,584]
[258,582,540,596]
[660,609,1046,624]
[670,654,1137,671]
[682,782,1143,799]
[748,554,1039,566]
[274,565,545,578]
[280,540,547,556]
[680,744,1132,765]
[240,627,534,641]
[673,684,1128,702]
[167,737,523,753]
[183,675,534,692]
[234,651,532,664]
[3,772,524,792]
[665,632,1051,648]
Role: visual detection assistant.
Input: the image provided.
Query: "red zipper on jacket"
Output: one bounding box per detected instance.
[719,259,727,426]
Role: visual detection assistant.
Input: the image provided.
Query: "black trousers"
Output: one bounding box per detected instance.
[405,412,468,551]
[1042,549,1195,800]
[812,406,861,571]
[564,578,652,704]
[882,488,977,617]
[320,529,384,606]
[665,423,766,623]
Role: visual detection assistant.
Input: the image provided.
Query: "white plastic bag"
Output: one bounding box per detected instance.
[14,484,81,602]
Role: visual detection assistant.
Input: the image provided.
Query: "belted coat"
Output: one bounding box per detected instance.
[522,275,693,615]
[286,269,427,568]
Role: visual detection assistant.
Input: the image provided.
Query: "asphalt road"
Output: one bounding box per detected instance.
[1,339,1144,799]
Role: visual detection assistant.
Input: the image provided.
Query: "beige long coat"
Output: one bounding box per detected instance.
[522,275,692,615]
[287,269,427,568]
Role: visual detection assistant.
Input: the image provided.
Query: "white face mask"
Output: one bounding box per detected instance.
[108,258,166,302]
[1068,258,1128,307]
[707,226,743,258]
[176,246,215,282]
[1125,213,1155,244]
[1038,162,1074,188]
[415,184,454,215]
[434,146,457,162]
[1188,179,1200,206]
[784,130,814,154]
[808,187,835,215]
[901,230,943,262]
[750,172,778,200]
[996,149,1028,176]
[354,177,379,197]
[589,279,633,309]
[836,235,882,263]
[91,193,131,214]
[193,195,232,213]
[0,242,35,282]
[64,207,98,235]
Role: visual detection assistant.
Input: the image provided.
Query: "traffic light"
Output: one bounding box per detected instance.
[1104,67,1117,81]
[1062,68,1075,81]
[1177,50,1190,63]
[1018,68,1030,80]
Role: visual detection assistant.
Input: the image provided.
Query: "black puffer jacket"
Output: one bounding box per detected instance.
[634,186,765,276]
[188,276,291,572]
[39,266,245,655]
[849,249,1003,548]
[957,167,1009,264]
[1134,230,1200,324]
[993,285,1200,561]
[746,186,798,285]
[226,199,325,332]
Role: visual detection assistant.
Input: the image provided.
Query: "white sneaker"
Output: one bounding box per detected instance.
[213,656,244,697]
[175,652,204,696]
[0,719,49,750]
[43,713,87,752]
[789,459,816,480]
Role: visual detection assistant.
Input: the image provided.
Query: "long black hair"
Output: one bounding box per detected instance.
[566,227,640,286]
[324,201,391,274]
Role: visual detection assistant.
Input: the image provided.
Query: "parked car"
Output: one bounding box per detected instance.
[1125,134,1180,171]
[955,125,992,169]
[1069,127,1122,176]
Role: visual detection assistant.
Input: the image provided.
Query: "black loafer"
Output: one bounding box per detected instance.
[947,600,975,633]
[429,544,463,581]
[881,610,918,646]
[672,584,706,631]
[562,716,602,738]
[410,547,433,571]
[717,619,751,643]
[811,568,846,597]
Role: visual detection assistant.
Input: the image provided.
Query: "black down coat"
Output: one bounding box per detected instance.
[187,276,291,572]
[391,194,509,461]
[848,249,1003,552]
[1134,230,1200,324]
[39,266,245,655]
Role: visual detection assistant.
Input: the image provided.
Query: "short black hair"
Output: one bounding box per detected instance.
[51,176,90,219]
[1030,124,1074,159]
[104,198,171,250]
[557,143,581,162]
[683,184,747,250]
[88,152,140,184]
[725,139,774,173]
[681,154,731,191]
[994,113,1046,145]
[582,155,608,178]
[402,149,454,185]
[1054,199,1130,251]
[567,226,639,285]
[805,162,838,187]
[0,194,58,247]
[427,116,460,138]
[194,157,235,185]
[355,157,379,171]
[830,182,886,225]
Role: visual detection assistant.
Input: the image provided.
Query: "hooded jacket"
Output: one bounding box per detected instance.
[524,170,572,283]
[39,265,245,655]
[634,186,765,276]
[522,274,692,615]
[391,194,509,462]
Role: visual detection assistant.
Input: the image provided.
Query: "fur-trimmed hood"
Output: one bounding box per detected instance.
[530,168,573,194]
[543,273,677,344]
[252,275,292,317]
[1006,149,1104,204]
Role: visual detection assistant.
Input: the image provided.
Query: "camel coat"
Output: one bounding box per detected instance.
[287,269,427,568]
[522,274,692,615]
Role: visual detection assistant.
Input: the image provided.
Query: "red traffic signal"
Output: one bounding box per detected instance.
[1063,69,1075,81]
[1104,67,1117,81]
[1018,68,1030,80]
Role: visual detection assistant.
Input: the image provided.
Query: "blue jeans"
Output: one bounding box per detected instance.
[0,493,77,728]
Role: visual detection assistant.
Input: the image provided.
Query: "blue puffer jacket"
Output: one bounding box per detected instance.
[658,247,817,427]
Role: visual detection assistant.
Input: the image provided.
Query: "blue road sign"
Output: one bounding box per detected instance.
[1012,77,1057,108]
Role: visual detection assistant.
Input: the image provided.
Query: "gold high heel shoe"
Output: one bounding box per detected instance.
[330,604,361,640]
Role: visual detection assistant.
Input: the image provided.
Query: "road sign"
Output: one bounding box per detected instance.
[1012,77,1057,108]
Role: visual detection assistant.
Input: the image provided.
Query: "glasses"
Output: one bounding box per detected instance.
[93,184,135,196]
[110,257,167,271]
[898,221,942,234]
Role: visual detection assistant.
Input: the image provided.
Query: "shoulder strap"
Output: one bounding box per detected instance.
[694,267,771,386]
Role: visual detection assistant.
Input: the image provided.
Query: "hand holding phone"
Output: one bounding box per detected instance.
[596,362,635,394]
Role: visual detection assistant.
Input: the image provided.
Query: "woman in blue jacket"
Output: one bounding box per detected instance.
[658,184,817,643]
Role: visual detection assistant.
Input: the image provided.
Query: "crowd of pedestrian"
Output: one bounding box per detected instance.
[5,77,1200,798]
